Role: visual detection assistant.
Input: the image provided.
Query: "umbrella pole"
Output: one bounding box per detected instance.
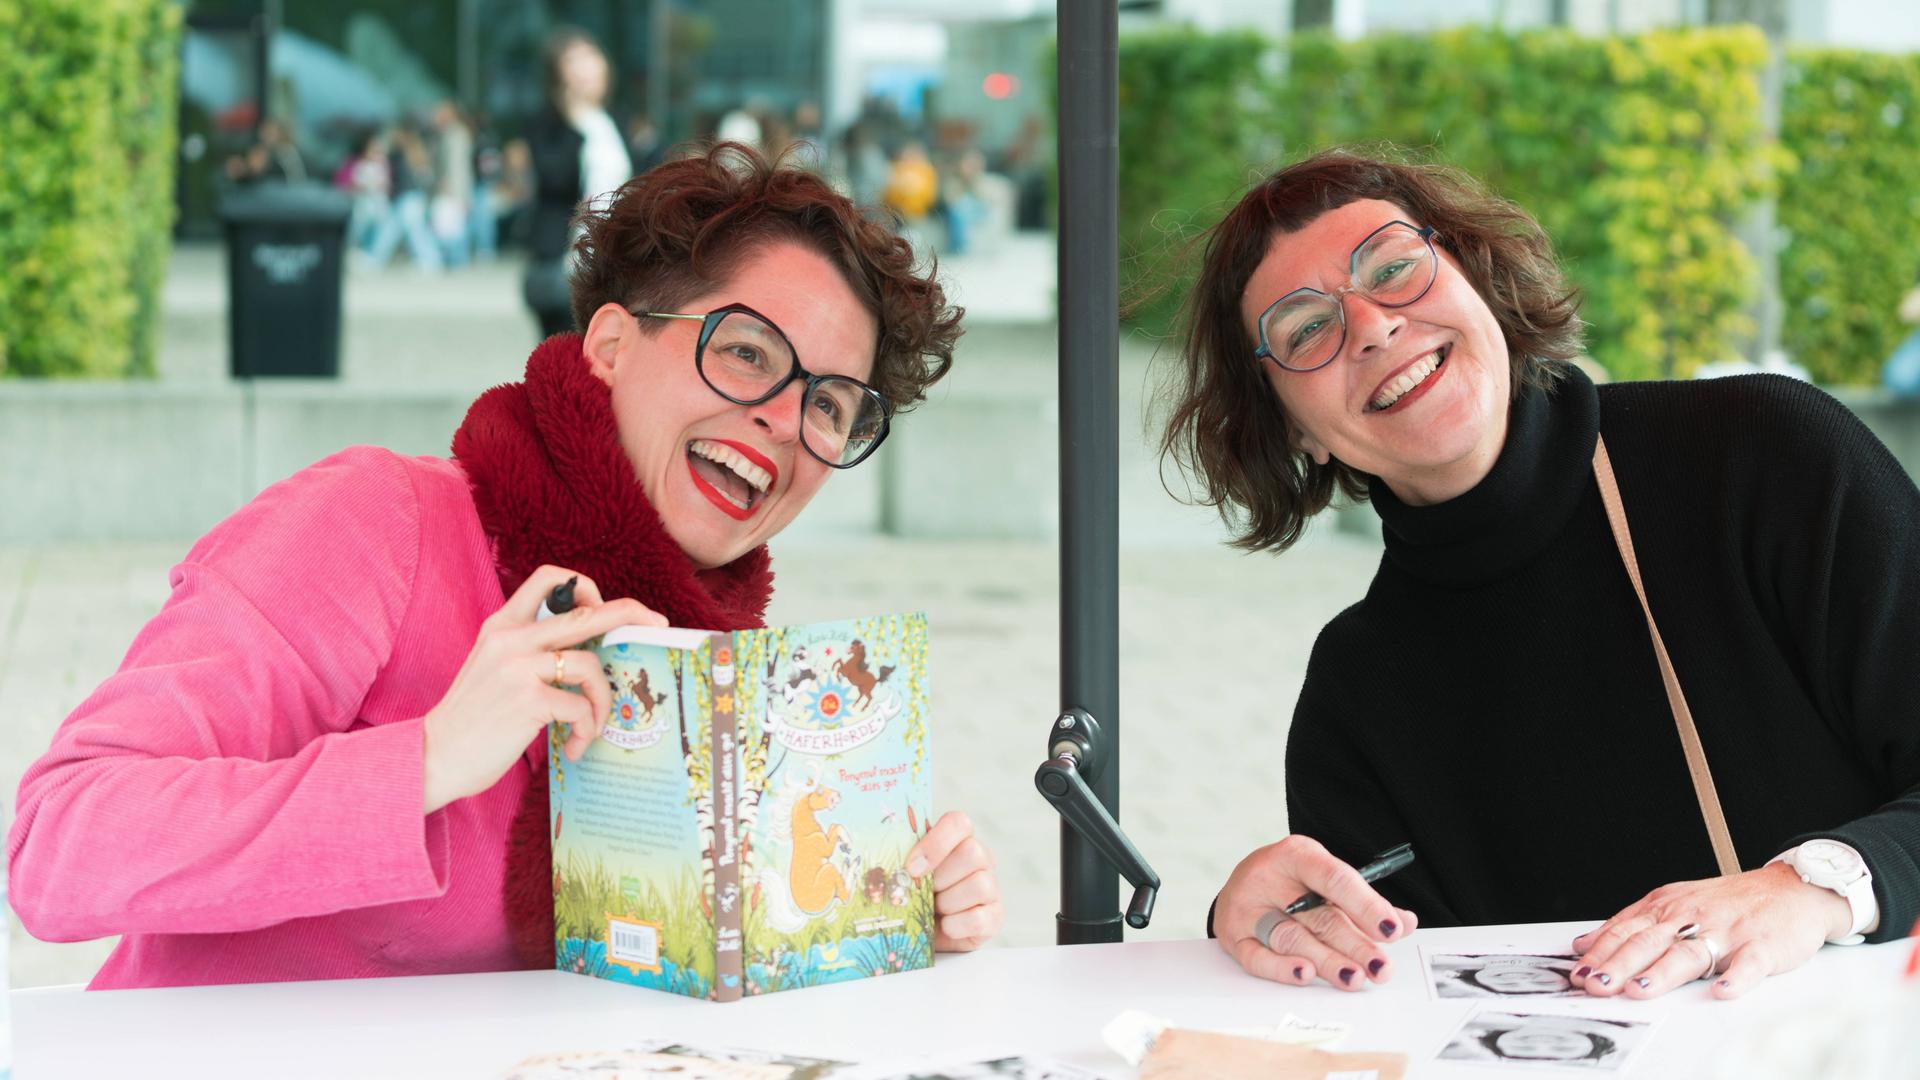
[1053,0,1123,946]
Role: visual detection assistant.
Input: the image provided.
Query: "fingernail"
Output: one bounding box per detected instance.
[1575,965,1591,978]
[1635,977,1651,989]
[1716,979,1731,990]
[1367,958,1385,977]
[1338,967,1356,986]
[1292,965,1305,980]
[1595,973,1612,986]
[1379,919,1398,937]
[907,856,929,877]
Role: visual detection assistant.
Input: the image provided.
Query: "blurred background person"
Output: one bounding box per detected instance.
[223,116,307,187]
[363,122,442,272]
[337,128,391,259]
[492,137,535,252]
[524,27,631,339]
[883,141,938,224]
[626,115,666,176]
[468,116,506,263]
[840,117,889,209]
[430,99,476,269]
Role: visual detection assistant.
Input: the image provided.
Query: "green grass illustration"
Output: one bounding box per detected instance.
[553,852,717,993]
[739,841,933,995]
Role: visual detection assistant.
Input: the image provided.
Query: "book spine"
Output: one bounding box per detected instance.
[708,631,744,1002]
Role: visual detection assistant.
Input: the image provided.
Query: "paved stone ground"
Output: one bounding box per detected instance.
[2,241,1386,987]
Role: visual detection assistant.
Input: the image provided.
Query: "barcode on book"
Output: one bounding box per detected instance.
[606,917,662,974]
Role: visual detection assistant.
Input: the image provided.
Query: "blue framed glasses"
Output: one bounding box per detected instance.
[1253,221,1441,373]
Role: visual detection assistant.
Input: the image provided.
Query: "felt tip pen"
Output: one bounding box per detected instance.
[1283,843,1415,916]
[536,575,579,621]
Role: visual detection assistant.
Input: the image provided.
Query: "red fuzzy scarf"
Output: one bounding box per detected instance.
[452,332,774,968]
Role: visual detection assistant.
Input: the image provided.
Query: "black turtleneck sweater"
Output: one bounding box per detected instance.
[1280,366,1919,943]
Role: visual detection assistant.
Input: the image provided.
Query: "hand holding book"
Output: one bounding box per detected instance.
[910,811,1004,952]
[420,566,665,815]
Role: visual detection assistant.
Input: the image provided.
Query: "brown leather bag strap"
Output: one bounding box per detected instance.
[1593,435,1742,877]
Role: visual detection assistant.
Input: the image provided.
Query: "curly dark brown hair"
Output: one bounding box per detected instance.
[568,141,962,414]
[1158,147,1584,553]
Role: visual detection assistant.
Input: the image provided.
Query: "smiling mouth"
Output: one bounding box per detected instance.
[686,439,775,522]
[1367,344,1451,413]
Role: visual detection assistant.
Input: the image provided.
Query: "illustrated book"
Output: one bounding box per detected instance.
[549,612,933,1001]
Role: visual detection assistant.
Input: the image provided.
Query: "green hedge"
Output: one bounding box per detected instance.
[1116,29,1270,335]
[1118,26,1776,382]
[1778,49,1920,385]
[0,0,181,378]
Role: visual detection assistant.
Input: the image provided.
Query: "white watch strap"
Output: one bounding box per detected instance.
[1771,843,1877,944]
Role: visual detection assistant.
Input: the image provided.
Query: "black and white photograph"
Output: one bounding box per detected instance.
[886,1058,1107,1080]
[1436,1010,1654,1072]
[1424,950,1584,1000]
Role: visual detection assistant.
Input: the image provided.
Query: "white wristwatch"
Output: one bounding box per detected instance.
[1770,839,1877,945]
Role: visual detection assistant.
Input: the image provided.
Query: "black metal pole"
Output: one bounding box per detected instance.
[1055,0,1121,946]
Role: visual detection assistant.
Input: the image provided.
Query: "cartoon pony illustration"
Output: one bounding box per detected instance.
[832,639,895,706]
[755,761,861,933]
[626,668,667,727]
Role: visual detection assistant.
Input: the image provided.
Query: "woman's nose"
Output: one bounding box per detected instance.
[750,380,807,441]
[1341,291,1405,359]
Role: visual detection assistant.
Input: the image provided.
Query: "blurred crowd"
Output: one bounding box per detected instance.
[219,26,1048,290]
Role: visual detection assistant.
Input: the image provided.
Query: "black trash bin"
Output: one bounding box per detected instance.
[220,183,353,377]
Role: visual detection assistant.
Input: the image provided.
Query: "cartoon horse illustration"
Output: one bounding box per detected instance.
[755,762,860,933]
[833,640,895,706]
[627,668,668,726]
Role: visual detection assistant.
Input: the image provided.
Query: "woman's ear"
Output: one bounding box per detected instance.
[581,302,632,387]
[1293,427,1332,467]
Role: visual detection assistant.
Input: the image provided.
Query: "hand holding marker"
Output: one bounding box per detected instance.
[1253,844,1417,949]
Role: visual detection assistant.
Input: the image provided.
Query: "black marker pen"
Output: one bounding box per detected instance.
[537,575,578,621]
[1285,843,1416,916]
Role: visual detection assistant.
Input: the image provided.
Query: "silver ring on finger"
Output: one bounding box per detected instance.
[1686,934,1722,980]
[1253,910,1286,951]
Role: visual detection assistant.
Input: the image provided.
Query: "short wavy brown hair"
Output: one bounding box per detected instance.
[569,142,962,414]
[1158,147,1583,553]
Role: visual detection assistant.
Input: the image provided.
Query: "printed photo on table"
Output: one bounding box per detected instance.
[1437,1010,1652,1071]
[1424,950,1583,999]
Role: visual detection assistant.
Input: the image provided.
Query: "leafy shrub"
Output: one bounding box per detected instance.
[1778,49,1920,385]
[0,0,181,378]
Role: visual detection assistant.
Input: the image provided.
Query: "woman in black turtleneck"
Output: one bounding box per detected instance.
[1159,149,1919,1002]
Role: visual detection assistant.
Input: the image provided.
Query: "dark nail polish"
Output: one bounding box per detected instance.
[1367,958,1385,977]
[1575,965,1591,978]
[1379,919,1398,937]
[1595,973,1612,986]
[1716,979,1731,989]
[1293,965,1305,980]
[1339,967,1356,986]
[1635,977,1651,989]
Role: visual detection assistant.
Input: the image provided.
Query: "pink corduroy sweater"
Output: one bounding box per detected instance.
[8,446,541,989]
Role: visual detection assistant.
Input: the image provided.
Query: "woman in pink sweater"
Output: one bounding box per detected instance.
[9,144,1003,989]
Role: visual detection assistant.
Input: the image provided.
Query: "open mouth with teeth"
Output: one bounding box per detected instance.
[686,438,776,522]
[1367,343,1451,413]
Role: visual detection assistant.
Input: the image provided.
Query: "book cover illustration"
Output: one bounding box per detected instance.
[550,612,933,1001]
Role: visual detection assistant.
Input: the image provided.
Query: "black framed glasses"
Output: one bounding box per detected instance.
[1253,221,1441,373]
[633,303,891,468]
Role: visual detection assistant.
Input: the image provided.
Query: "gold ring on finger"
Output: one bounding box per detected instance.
[552,650,566,687]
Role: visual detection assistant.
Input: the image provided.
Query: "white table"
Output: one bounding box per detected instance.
[12,922,1910,1078]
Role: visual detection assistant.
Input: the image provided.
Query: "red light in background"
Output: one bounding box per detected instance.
[982,72,1018,100]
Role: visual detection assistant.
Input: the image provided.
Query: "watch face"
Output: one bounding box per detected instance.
[1797,839,1865,879]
